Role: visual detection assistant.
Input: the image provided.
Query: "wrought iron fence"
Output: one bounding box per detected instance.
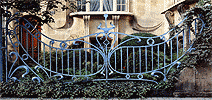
[0,13,205,84]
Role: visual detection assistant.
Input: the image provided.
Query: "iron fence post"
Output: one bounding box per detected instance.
[0,11,3,82]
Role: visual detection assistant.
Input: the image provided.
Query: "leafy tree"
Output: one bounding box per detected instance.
[0,0,77,24]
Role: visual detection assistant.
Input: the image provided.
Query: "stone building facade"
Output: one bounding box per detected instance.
[2,0,198,50]
[40,0,166,49]
[3,0,201,51]
[39,0,200,49]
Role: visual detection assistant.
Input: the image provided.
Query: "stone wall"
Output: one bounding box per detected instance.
[174,52,212,96]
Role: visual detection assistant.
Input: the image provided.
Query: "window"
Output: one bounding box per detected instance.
[102,0,113,11]
[76,0,128,12]
[174,0,184,4]
[90,0,100,11]
[77,0,86,11]
[117,0,125,11]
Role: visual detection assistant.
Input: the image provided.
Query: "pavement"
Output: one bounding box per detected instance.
[1,98,212,100]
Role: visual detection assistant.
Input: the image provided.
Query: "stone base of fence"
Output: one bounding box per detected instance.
[174,64,212,97]
[173,92,212,97]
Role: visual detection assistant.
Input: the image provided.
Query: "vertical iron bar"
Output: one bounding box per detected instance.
[91,50,93,74]
[121,48,122,72]
[133,47,135,73]
[177,35,179,59]
[115,51,116,70]
[139,47,141,73]
[32,33,34,58]
[105,41,108,81]
[73,50,75,75]
[61,50,63,74]
[97,52,99,70]
[79,50,81,75]
[0,14,3,82]
[43,45,45,67]
[105,14,108,28]
[183,29,185,52]
[37,34,39,63]
[85,50,87,76]
[151,46,153,70]
[145,47,147,72]
[170,40,172,63]
[163,43,166,74]
[56,49,58,72]
[67,50,69,75]
[157,45,159,69]
[49,47,51,77]
[189,27,191,45]
[5,13,8,82]
[127,47,129,73]
[164,43,166,67]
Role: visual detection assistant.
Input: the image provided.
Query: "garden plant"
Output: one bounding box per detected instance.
[1,0,212,99]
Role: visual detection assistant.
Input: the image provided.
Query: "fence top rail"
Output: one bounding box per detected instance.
[3,13,206,84]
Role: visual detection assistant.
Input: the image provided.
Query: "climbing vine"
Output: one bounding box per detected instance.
[180,0,212,69]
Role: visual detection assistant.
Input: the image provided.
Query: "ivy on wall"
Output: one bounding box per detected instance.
[180,0,212,69]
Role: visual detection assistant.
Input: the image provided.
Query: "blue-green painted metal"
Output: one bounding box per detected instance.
[2,13,205,84]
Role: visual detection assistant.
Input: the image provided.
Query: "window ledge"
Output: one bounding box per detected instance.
[69,11,133,16]
[161,0,199,14]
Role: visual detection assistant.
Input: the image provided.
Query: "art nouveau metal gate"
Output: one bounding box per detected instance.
[0,13,205,83]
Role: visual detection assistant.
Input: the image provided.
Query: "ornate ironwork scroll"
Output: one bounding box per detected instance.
[2,12,205,84]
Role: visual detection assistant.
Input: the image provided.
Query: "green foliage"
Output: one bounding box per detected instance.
[4,25,190,99]
[1,0,77,24]
[3,0,212,99]
[120,33,168,52]
[0,78,174,99]
[37,50,105,81]
[196,0,211,6]
[180,0,212,69]
[109,33,168,73]
[39,50,90,73]
[110,49,166,73]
